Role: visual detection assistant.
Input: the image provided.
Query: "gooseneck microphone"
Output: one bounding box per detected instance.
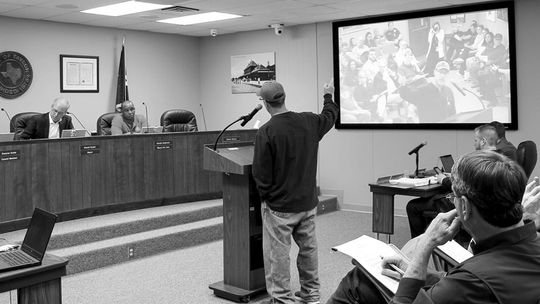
[408,141,427,178]
[67,111,91,136]
[142,102,149,129]
[1,108,14,132]
[199,103,208,131]
[408,141,427,155]
[240,104,263,127]
[213,104,262,151]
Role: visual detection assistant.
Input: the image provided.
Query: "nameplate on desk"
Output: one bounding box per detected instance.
[222,136,240,142]
[154,141,172,150]
[80,145,100,155]
[1,150,20,162]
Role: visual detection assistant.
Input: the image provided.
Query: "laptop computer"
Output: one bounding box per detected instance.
[0,208,57,272]
[61,129,87,138]
[142,126,163,133]
[439,154,455,173]
[0,133,14,142]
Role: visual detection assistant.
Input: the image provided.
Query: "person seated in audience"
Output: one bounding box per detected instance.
[488,120,517,160]
[398,61,454,123]
[20,97,74,140]
[446,22,477,63]
[406,124,504,240]
[364,31,376,48]
[327,150,540,304]
[455,24,484,75]
[476,33,508,103]
[465,31,495,82]
[111,100,147,135]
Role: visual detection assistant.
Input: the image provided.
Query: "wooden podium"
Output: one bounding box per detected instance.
[204,141,266,303]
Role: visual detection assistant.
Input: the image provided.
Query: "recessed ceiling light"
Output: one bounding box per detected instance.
[81,1,172,17]
[158,12,242,25]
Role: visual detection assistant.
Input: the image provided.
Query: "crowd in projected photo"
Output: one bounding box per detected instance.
[336,8,512,124]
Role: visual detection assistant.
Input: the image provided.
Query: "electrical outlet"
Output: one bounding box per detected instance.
[128,247,134,258]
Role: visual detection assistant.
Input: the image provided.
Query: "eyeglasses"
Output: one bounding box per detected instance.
[445,193,458,201]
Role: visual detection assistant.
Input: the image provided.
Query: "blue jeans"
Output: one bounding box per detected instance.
[261,202,320,304]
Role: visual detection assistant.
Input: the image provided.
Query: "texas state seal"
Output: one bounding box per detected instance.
[0,51,33,99]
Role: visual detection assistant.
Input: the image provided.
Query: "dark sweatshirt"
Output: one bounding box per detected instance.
[252,94,338,213]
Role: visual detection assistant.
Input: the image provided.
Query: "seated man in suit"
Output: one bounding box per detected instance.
[327,150,540,304]
[20,97,73,139]
[111,100,147,135]
[406,124,507,239]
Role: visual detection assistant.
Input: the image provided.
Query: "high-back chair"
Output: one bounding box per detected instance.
[96,112,118,135]
[160,109,198,132]
[516,140,537,179]
[11,112,40,140]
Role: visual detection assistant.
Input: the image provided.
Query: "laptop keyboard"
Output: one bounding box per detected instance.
[0,250,36,266]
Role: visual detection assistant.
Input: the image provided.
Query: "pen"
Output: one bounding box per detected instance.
[381,256,405,276]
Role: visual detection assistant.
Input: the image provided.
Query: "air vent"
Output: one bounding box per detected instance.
[161,6,199,13]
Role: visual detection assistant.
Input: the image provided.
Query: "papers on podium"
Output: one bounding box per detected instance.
[332,235,408,301]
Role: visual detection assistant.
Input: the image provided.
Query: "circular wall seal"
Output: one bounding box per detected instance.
[0,51,33,99]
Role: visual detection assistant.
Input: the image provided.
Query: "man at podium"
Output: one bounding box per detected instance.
[252,81,338,304]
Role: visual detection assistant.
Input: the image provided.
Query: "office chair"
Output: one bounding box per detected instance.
[160,109,198,132]
[96,112,118,135]
[516,140,537,179]
[11,112,40,140]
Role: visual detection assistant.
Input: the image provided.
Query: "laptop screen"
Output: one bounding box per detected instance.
[440,155,455,173]
[21,208,57,260]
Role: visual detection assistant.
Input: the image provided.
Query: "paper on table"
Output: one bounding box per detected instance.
[436,240,473,263]
[332,235,402,294]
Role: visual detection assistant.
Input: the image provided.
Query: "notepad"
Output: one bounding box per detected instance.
[332,235,409,301]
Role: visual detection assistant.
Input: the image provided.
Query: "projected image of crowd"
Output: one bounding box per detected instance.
[338,10,511,124]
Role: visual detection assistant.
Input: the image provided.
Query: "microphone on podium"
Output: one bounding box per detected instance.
[240,104,263,127]
[67,111,91,136]
[142,102,150,129]
[213,104,263,151]
[1,108,14,132]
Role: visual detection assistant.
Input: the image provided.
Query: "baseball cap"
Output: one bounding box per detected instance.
[435,61,450,72]
[257,81,286,104]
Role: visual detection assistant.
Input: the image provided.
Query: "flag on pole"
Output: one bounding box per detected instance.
[115,42,129,108]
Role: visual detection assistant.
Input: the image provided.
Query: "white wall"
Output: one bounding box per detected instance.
[198,0,540,212]
[0,16,200,132]
[1,0,538,212]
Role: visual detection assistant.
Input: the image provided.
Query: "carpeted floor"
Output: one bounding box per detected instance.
[0,210,411,304]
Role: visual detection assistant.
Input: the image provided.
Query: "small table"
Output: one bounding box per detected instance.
[0,254,68,304]
[369,183,444,242]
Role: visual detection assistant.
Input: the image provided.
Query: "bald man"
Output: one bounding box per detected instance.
[20,97,74,139]
[110,100,147,135]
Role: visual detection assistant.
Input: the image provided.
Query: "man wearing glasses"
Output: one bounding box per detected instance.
[328,150,540,304]
[20,97,74,139]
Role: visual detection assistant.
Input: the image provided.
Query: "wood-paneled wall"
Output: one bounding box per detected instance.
[0,130,256,231]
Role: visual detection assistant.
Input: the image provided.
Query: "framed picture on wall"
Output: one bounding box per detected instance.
[60,55,99,93]
[231,52,275,94]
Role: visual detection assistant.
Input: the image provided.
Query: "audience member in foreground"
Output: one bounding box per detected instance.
[20,97,73,139]
[328,150,540,304]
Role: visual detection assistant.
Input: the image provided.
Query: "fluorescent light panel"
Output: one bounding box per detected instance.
[158,12,242,25]
[82,1,171,17]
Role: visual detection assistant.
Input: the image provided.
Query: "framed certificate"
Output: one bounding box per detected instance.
[60,55,99,93]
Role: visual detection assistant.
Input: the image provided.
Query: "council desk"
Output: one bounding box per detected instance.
[0,130,256,232]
